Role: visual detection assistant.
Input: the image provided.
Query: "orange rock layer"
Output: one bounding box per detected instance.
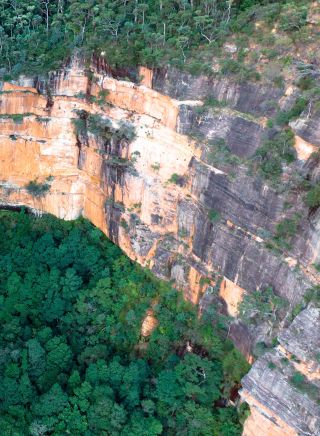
[0,63,203,298]
[241,393,298,436]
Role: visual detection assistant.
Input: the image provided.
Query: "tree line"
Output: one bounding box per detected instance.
[0,0,299,78]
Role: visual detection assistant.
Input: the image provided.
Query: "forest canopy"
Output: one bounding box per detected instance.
[0,210,249,435]
[0,0,311,78]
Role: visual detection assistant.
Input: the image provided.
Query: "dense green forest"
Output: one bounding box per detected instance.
[0,0,311,78]
[0,210,249,435]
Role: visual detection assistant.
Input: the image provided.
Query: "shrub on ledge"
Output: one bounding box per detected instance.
[25,180,50,198]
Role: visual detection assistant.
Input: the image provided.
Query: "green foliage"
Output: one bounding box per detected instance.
[85,89,111,107]
[10,114,24,123]
[253,341,270,357]
[239,286,288,326]
[275,97,308,126]
[116,121,137,142]
[36,116,50,123]
[278,3,308,32]
[24,179,50,198]
[290,303,304,319]
[222,347,250,397]
[120,218,129,231]
[178,227,189,238]
[0,210,248,434]
[87,114,113,138]
[0,0,310,79]
[204,97,228,108]
[272,213,301,250]
[266,119,274,128]
[207,138,242,167]
[237,402,251,426]
[208,209,221,223]
[288,284,320,321]
[167,173,185,186]
[73,112,137,175]
[0,113,30,123]
[196,96,229,115]
[220,58,260,81]
[291,372,304,385]
[255,129,296,181]
[105,156,131,167]
[75,91,86,99]
[0,0,237,75]
[220,59,242,75]
[73,111,136,146]
[290,371,320,401]
[297,76,315,91]
[276,217,298,239]
[303,285,320,306]
[306,183,320,208]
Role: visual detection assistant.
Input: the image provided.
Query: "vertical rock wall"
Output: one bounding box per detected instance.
[1,58,320,435]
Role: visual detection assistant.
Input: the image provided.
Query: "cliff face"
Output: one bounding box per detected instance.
[1,57,320,435]
[241,308,320,436]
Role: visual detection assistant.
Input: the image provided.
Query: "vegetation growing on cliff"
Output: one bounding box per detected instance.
[239,286,288,326]
[25,178,52,198]
[208,208,221,223]
[306,183,320,208]
[290,371,320,402]
[73,111,136,146]
[207,138,242,167]
[268,213,301,251]
[0,113,33,123]
[254,128,296,182]
[167,173,185,186]
[0,210,249,435]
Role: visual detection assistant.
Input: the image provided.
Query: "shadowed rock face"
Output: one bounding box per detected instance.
[1,58,320,436]
[241,308,320,436]
[189,160,281,233]
[178,105,265,158]
[153,67,283,117]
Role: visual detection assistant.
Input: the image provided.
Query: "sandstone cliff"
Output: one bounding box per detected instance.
[1,57,320,435]
[241,308,320,436]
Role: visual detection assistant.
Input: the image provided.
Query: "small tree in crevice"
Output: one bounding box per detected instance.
[208,208,220,223]
[239,286,288,327]
[25,179,51,198]
[167,173,185,186]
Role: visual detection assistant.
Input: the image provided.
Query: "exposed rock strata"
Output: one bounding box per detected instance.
[153,67,283,117]
[1,58,320,436]
[291,110,320,147]
[0,59,317,322]
[178,105,265,158]
[241,308,320,436]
